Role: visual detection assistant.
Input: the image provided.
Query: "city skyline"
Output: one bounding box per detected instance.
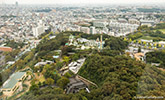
[1,0,165,5]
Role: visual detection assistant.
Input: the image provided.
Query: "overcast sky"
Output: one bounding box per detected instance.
[1,0,165,4]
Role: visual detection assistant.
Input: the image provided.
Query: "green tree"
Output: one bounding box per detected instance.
[124,37,127,41]
[158,44,162,48]
[63,56,70,65]
[30,84,39,95]
[57,77,70,89]
[143,41,146,45]
[133,40,136,43]
[54,88,63,94]
[64,72,72,78]
[46,78,55,86]
[138,47,141,53]
[138,40,141,44]
[0,74,2,86]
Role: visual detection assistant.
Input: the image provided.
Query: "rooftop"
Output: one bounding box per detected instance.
[1,72,26,89]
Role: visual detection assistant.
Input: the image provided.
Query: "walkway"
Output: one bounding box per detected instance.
[76,75,98,88]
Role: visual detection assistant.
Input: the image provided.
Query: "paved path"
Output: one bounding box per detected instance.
[76,75,98,88]
[15,80,31,99]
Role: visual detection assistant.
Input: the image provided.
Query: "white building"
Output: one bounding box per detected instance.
[128,18,140,25]
[32,25,45,38]
[108,21,139,37]
[69,58,86,74]
[90,26,95,34]
[80,27,90,34]
[140,19,155,27]
[141,39,153,43]
[93,21,107,28]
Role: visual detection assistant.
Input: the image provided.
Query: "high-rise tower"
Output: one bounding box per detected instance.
[15,1,18,6]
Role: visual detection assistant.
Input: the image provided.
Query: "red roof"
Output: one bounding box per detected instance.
[0,47,12,52]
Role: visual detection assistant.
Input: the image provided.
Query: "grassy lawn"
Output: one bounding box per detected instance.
[137,36,155,40]
[153,29,165,34]
[39,75,45,83]
[159,29,165,34]
[34,73,46,83]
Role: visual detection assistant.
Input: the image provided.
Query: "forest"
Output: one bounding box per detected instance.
[128,23,165,41]
[146,50,165,68]
[20,53,165,100]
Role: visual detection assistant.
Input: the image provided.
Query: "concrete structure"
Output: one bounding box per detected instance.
[90,26,95,34]
[66,78,88,94]
[128,18,140,25]
[0,72,27,96]
[68,34,105,50]
[141,39,153,43]
[69,58,86,74]
[6,61,15,65]
[108,21,139,37]
[32,25,45,38]
[34,60,54,67]
[118,18,128,23]
[53,50,62,59]
[80,27,90,34]
[15,1,18,6]
[93,21,107,28]
[140,19,155,27]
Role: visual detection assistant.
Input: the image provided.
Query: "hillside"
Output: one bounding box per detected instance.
[3,32,164,100]
[78,54,165,99]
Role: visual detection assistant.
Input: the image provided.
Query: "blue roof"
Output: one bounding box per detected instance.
[2,72,26,89]
[65,43,69,45]
[53,56,59,58]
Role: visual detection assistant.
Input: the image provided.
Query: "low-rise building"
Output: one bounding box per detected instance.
[141,39,153,43]
[140,19,155,27]
[69,58,86,74]
[128,18,140,25]
[0,47,12,52]
[34,60,54,67]
[0,72,27,96]
[66,78,88,94]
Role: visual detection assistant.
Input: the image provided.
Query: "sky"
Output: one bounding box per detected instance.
[0,0,165,5]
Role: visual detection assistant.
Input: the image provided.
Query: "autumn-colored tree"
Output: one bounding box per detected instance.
[63,56,70,65]
[46,78,54,86]
[57,77,70,89]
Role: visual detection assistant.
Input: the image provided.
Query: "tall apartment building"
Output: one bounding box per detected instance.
[32,25,45,38]
[90,26,95,34]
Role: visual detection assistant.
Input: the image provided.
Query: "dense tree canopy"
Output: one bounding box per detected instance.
[18,31,165,100]
[5,40,25,49]
[128,23,165,41]
[78,54,165,99]
[78,54,145,99]
[146,50,165,68]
